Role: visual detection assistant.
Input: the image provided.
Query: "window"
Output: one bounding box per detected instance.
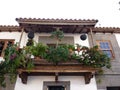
[0,39,14,57]
[107,87,120,90]
[97,40,114,58]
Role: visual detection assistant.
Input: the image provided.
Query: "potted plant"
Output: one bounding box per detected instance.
[67,44,75,56]
[45,45,70,65]
[32,42,48,59]
[76,43,81,52]
[24,42,48,60]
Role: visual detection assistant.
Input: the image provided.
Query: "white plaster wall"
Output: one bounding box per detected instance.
[0,32,89,48]
[0,32,27,48]
[115,34,120,47]
[15,76,97,90]
[34,33,89,47]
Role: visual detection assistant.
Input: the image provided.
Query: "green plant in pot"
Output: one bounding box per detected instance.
[76,44,81,52]
[27,42,48,59]
[46,29,70,65]
[67,44,75,56]
[46,45,69,65]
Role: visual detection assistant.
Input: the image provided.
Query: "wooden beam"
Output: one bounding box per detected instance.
[84,72,93,84]
[18,27,24,47]
[18,65,97,73]
[19,72,28,84]
[55,72,58,82]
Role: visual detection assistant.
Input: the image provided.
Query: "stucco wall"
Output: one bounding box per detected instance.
[0,32,27,48]
[115,34,120,48]
[15,76,97,90]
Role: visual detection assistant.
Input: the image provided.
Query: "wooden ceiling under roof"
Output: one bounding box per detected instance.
[16,18,98,33]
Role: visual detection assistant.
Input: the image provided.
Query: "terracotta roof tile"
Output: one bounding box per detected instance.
[16,18,98,23]
[0,25,21,32]
[92,27,120,33]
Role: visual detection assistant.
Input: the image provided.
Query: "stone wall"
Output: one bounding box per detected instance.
[88,33,120,90]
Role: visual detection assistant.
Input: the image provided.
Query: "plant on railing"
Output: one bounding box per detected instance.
[45,45,70,65]
[74,45,111,68]
[24,42,48,59]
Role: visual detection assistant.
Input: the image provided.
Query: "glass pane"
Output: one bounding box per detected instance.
[48,86,64,90]
[100,42,110,49]
[103,50,112,58]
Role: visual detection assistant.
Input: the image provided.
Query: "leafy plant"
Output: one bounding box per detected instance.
[50,28,64,47]
[45,45,70,65]
[77,45,111,68]
[0,44,34,87]
[32,43,48,58]
[0,44,23,87]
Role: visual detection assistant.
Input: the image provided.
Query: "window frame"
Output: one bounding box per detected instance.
[107,86,120,90]
[96,40,114,59]
[43,81,70,90]
[0,39,14,57]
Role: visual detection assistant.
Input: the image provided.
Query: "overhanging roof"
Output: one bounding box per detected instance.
[16,18,98,26]
[0,18,120,33]
[92,27,120,33]
[16,18,98,33]
[0,25,21,32]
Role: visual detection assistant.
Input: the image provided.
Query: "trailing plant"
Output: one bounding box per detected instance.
[0,44,34,87]
[0,44,23,87]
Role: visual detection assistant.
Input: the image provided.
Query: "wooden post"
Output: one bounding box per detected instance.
[55,72,58,82]
[90,28,94,47]
[19,72,28,84]
[18,27,24,47]
[84,72,93,84]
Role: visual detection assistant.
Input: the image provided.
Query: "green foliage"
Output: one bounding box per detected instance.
[0,30,111,87]
[50,29,64,41]
[67,44,75,51]
[25,42,48,59]
[0,44,34,87]
[77,45,111,68]
[0,44,23,87]
[50,29,64,47]
[45,45,70,65]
